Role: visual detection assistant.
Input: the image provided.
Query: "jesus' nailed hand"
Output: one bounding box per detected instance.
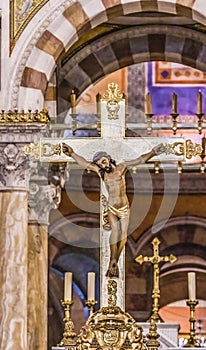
[62,142,165,278]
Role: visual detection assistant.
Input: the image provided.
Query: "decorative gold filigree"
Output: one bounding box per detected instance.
[0,109,50,123]
[24,141,40,160]
[164,139,203,159]
[41,143,61,157]
[107,279,117,307]
[103,82,123,120]
[76,303,145,350]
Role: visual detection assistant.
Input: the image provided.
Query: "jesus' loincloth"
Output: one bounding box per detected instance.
[108,204,130,219]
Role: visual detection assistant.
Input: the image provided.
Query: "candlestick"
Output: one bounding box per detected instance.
[171,92,177,114]
[64,272,72,301]
[197,91,203,114]
[188,272,196,300]
[57,300,76,347]
[145,92,152,114]
[87,272,95,301]
[171,112,179,135]
[184,300,200,348]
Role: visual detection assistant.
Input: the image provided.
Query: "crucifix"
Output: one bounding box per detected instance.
[135,237,177,323]
[25,83,200,309]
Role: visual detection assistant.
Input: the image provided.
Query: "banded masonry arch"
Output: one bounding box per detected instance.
[7,0,206,110]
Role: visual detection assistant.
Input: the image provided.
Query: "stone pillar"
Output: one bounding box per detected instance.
[0,120,49,350]
[0,190,28,350]
[27,170,61,350]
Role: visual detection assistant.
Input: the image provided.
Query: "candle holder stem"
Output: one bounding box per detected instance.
[184,300,200,347]
[145,113,153,135]
[171,113,179,135]
[71,113,78,135]
[196,113,204,135]
[85,299,97,316]
[57,300,76,347]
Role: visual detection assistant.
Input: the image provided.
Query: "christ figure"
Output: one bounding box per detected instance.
[62,142,165,278]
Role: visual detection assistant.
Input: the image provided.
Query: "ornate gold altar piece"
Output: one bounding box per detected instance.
[0,109,50,123]
[135,237,177,323]
[76,279,160,350]
[103,82,123,120]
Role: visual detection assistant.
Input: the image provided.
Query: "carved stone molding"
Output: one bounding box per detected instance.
[0,122,49,143]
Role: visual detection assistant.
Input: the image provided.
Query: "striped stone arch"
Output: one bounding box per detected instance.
[10,0,206,109]
[57,24,206,112]
[128,215,206,257]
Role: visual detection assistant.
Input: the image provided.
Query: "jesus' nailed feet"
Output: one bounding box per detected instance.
[106,259,119,278]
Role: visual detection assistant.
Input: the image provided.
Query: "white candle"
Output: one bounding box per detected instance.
[188,272,196,300]
[145,92,152,114]
[64,272,72,301]
[87,272,95,301]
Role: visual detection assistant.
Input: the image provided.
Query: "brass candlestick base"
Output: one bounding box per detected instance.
[146,318,160,350]
[184,300,201,348]
[57,300,76,347]
[196,113,204,135]
[145,113,153,135]
[171,113,179,135]
[85,299,97,316]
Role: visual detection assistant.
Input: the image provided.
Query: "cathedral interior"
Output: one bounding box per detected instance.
[1,1,206,349]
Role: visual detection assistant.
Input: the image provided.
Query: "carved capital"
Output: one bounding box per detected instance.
[0,143,29,187]
[28,164,67,224]
[28,181,61,225]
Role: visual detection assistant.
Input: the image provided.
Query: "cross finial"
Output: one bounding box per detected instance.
[135,237,177,323]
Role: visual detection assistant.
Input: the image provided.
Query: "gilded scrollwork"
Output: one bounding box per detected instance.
[164,139,202,159]
[41,143,61,157]
[24,141,40,160]
[103,82,124,120]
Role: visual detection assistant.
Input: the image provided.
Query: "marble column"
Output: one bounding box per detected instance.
[27,173,61,350]
[0,190,28,350]
[0,121,49,350]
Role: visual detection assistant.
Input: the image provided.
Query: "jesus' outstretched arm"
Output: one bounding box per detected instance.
[122,143,165,167]
[62,142,99,173]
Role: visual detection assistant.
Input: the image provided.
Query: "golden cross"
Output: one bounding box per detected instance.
[135,237,177,323]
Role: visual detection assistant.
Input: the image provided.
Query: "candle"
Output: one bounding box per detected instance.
[171,92,177,114]
[197,91,203,114]
[145,92,152,114]
[70,90,76,114]
[64,272,72,301]
[96,93,101,116]
[188,272,196,300]
[87,272,95,301]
